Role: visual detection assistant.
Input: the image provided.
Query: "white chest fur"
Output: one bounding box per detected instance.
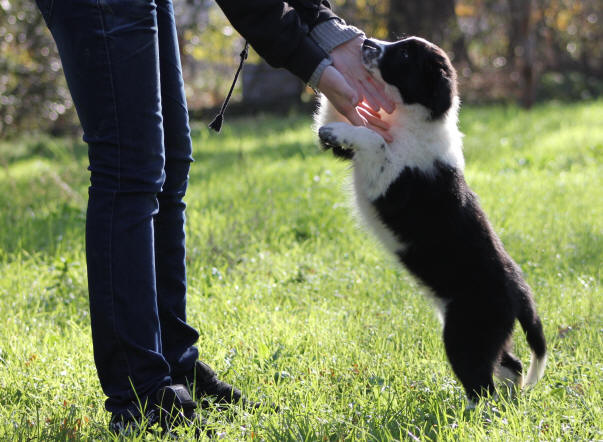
[315,95,464,193]
[314,95,465,256]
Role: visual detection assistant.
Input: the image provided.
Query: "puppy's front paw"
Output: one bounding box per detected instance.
[318,125,339,150]
[319,123,355,148]
[318,123,356,159]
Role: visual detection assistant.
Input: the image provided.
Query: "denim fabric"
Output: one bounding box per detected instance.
[36,0,200,415]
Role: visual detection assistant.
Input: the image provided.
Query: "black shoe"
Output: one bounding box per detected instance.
[176,360,262,410]
[155,384,197,431]
[108,410,156,436]
[109,384,197,435]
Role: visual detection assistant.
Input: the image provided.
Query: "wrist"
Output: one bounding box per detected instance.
[308,58,333,91]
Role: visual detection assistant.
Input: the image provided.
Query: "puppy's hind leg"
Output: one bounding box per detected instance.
[442,301,507,403]
[495,340,524,392]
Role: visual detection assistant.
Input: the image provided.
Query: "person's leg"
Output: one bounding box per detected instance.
[153,2,260,409]
[153,0,200,377]
[40,0,171,416]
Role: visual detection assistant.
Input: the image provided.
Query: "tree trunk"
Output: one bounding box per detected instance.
[387,0,471,66]
[508,0,535,108]
[387,0,455,41]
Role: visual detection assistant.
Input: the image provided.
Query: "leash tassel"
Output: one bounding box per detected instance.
[209,41,249,133]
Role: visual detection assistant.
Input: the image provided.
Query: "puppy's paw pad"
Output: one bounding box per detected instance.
[319,125,353,149]
[321,123,357,147]
[318,126,338,149]
[318,125,356,159]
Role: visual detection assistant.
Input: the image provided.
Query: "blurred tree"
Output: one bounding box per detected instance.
[538,0,602,78]
[331,0,389,38]
[508,0,536,107]
[387,0,457,41]
[381,0,470,65]
[0,0,76,137]
[173,0,246,109]
[0,0,601,138]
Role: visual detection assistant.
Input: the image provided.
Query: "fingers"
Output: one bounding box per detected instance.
[343,107,368,127]
[357,101,382,119]
[368,123,394,143]
[357,80,381,112]
[318,65,394,143]
[356,103,393,142]
[357,106,389,131]
[318,66,358,108]
[329,36,396,114]
[331,69,359,108]
[368,125,394,143]
[361,76,395,114]
[346,74,387,114]
[345,101,394,142]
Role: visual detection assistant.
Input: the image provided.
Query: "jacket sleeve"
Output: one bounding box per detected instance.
[215,0,337,83]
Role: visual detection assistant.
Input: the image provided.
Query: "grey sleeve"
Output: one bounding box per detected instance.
[307,57,333,90]
[310,19,364,54]
[306,18,365,89]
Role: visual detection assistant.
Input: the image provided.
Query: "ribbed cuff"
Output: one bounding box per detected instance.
[310,19,364,54]
[307,57,333,91]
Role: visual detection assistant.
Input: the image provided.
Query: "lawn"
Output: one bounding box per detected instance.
[0,100,601,440]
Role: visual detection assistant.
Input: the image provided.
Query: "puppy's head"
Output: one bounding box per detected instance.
[362,37,457,120]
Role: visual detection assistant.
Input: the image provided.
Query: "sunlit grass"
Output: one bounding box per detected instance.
[0,101,601,440]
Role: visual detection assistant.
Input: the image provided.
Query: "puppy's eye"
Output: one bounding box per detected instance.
[401,50,409,60]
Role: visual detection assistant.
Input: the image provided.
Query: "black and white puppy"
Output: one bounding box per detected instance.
[315,37,546,402]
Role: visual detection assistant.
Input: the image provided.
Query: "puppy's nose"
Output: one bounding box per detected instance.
[362,38,383,57]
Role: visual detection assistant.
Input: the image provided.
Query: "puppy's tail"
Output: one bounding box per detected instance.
[517,291,547,386]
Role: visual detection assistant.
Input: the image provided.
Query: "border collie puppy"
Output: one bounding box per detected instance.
[315,37,546,402]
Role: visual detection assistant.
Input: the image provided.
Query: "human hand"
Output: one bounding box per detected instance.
[318,65,393,142]
[330,36,395,114]
[356,101,392,143]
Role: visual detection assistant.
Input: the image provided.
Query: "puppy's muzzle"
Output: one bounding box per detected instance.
[362,39,383,70]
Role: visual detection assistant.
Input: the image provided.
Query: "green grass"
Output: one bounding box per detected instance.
[0,100,601,440]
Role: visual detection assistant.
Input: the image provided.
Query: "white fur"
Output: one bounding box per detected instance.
[352,178,406,255]
[524,353,547,386]
[430,295,449,324]
[315,94,464,199]
[495,364,523,390]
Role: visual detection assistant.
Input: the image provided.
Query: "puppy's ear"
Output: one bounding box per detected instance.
[428,66,456,120]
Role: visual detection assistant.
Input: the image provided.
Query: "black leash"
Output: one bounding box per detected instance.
[208,41,249,133]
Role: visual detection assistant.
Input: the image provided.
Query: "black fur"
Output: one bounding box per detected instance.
[378,38,457,120]
[500,346,523,376]
[374,162,545,399]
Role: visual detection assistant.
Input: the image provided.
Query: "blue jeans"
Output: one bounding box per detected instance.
[36,0,200,415]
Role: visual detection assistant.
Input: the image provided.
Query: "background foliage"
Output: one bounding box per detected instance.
[1,0,602,137]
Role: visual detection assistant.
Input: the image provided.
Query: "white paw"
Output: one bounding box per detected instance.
[318,122,356,150]
[320,122,387,154]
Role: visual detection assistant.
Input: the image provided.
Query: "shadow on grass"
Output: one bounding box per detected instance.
[0,136,88,167]
[188,139,323,183]
[0,202,85,257]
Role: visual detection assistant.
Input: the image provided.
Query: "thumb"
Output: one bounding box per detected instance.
[335,79,362,124]
[318,66,363,125]
[341,82,359,107]
[328,66,358,105]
